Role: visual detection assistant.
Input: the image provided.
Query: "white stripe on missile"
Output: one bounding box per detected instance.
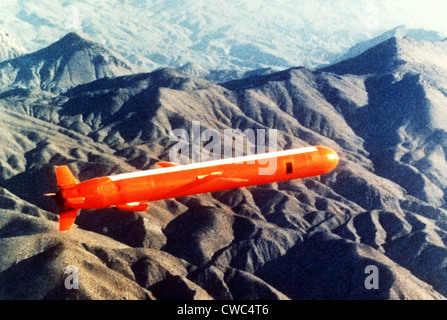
[108,146,318,181]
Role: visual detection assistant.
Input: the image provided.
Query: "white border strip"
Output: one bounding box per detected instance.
[109,147,318,181]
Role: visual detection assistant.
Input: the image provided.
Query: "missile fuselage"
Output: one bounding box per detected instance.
[51,146,338,230]
[59,146,338,211]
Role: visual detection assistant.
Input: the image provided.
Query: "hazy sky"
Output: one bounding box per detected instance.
[323,0,447,37]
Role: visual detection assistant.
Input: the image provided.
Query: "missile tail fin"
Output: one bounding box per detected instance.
[59,209,79,231]
[50,166,80,231]
[55,166,78,190]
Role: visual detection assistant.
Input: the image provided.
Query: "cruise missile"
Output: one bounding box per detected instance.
[45,146,338,231]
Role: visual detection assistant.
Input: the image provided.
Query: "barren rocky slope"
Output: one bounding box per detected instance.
[0,33,447,299]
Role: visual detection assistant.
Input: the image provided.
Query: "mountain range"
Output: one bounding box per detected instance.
[0,29,447,300]
[2,0,427,71]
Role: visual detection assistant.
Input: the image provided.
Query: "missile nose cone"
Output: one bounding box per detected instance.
[327,148,339,168]
[316,146,339,173]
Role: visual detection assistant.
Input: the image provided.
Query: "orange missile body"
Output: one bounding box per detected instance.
[48,146,338,231]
